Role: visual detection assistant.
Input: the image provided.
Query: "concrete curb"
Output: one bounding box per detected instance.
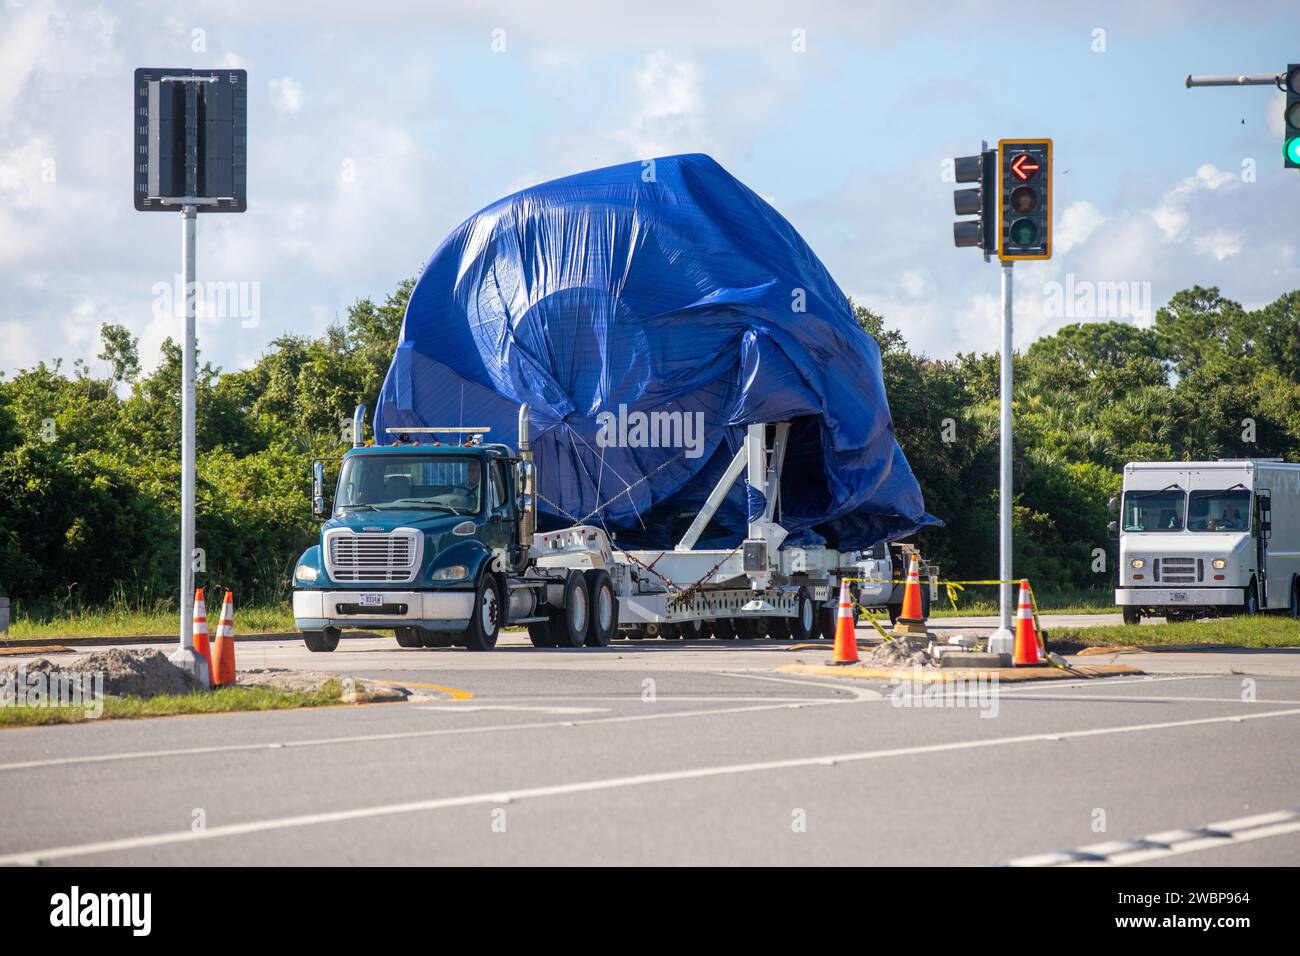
[777,661,1144,683]
[0,632,301,648]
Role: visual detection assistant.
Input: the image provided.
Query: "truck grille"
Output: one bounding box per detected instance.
[1155,557,1201,585]
[325,530,421,584]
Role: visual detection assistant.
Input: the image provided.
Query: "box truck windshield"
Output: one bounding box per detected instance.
[1122,489,1184,532]
[1187,489,1250,532]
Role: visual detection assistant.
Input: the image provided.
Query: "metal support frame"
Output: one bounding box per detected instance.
[674,422,791,554]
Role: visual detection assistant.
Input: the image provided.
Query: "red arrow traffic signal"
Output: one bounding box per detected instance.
[1010,153,1040,181]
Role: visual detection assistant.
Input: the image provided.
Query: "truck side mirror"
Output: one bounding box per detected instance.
[1106,519,1118,540]
[312,460,326,518]
[1106,496,1118,514]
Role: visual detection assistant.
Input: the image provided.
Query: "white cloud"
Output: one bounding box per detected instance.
[1054,201,1106,254]
[269,76,303,113]
[1150,163,1237,241]
[1193,230,1244,261]
[899,270,928,298]
[619,51,703,156]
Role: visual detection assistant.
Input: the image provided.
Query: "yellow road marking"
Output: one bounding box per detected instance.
[368,679,474,701]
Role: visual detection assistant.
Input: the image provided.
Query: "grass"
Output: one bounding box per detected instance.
[4,603,297,641]
[929,588,1115,618]
[0,680,346,727]
[1049,615,1300,650]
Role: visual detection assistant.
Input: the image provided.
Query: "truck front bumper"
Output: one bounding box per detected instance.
[293,590,473,631]
[1115,587,1242,608]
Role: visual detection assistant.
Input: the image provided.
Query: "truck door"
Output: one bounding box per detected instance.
[484,460,516,566]
[1256,490,1272,607]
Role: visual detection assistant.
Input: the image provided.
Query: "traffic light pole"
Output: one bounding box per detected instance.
[989,260,1016,655]
[167,204,209,687]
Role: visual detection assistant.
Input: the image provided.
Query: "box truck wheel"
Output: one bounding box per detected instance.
[1241,583,1259,616]
[1122,607,1141,626]
[395,627,422,648]
[1290,578,1299,619]
[584,569,618,647]
[463,573,503,652]
[303,627,340,653]
[548,571,590,648]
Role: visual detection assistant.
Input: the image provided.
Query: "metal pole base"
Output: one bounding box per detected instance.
[987,627,1015,656]
[168,647,211,689]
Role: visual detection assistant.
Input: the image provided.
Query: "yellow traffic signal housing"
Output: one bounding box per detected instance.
[997,139,1052,261]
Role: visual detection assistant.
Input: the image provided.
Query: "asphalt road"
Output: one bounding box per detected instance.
[2,634,1298,866]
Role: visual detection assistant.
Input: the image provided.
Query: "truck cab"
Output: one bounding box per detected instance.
[292,418,531,652]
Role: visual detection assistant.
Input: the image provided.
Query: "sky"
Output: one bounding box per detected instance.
[1,0,1298,380]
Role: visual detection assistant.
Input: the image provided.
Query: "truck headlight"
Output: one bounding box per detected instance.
[294,564,319,583]
[1130,559,1144,569]
[1212,559,1226,570]
[432,565,468,581]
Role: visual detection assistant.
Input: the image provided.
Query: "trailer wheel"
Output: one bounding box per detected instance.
[303,627,340,653]
[658,624,683,640]
[527,621,555,648]
[463,573,503,652]
[584,569,618,647]
[624,625,649,641]
[766,617,790,640]
[733,618,761,640]
[789,589,814,641]
[817,605,838,638]
[677,619,708,641]
[711,618,737,639]
[806,605,826,640]
[549,571,590,648]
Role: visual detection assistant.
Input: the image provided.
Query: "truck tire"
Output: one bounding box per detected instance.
[418,628,455,648]
[807,605,826,640]
[1290,578,1299,619]
[395,627,422,648]
[1241,584,1260,616]
[1122,606,1141,626]
[677,618,708,640]
[303,627,340,653]
[818,605,839,637]
[733,618,761,640]
[584,569,618,647]
[463,573,503,652]
[549,571,590,648]
[527,621,555,648]
[789,589,814,641]
[711,618,737,639]
[658,623,683,640]
[767,617,790,640]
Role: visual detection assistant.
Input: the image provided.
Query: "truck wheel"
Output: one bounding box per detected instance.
[817,606,838,638]
[1290,579,1299,618]
[527,621,555,648]
[418,628,454,648]
[789,590,814,641]
[675,619,705,640]
[1122,607,1141,626]
[584,569,618,647]
[549,571,590,648]
[767,617,790,640]
[733,618,760,640]
[303,628,340,653]
[463,574,503,652]
[712,618,737,639]
[395,627,422,648]
[1242,584,1259,616]
[658,624,683,640]
[625,625,649,641]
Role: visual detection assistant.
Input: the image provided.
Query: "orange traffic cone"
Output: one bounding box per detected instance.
[212,591,237,687]
[830,580,859,665]
[892,553,928,637]
[1013,580,1044,666]
[192,589,213,678]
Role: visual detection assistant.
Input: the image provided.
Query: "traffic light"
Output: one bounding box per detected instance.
[997,139,1051,260]
[1285,64,1300,169]
[952,148,996,255]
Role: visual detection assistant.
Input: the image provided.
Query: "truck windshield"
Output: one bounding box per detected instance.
[335,455,482,514]
[1121,490,1185,532]
[1187,489,1251,532]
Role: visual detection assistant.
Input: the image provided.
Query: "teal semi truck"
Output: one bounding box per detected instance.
[292,405,930,652]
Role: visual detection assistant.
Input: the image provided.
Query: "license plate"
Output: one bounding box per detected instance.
[359,593,383,607]
[1168,592,1189,603]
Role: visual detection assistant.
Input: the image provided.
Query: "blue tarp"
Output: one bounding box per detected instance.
[374,153,937,550]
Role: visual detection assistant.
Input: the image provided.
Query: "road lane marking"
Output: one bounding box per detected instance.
[4,706,1299,865]
[368,679,474,701]
[1006,809,1300,867]
[417,705,609,714]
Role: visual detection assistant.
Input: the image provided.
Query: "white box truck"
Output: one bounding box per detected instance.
[1112,459,1300,623]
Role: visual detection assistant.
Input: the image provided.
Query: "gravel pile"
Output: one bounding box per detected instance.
[869,635,933,667]
[1,648,198,698]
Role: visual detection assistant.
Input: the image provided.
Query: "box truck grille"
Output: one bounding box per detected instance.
[326,531,420,584]
[1155,557,1201,585]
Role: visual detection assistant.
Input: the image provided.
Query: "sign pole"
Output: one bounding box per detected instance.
[988,259,1016,655]
[169,203,208,685]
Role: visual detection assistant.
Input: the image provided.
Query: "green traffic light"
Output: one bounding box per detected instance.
[1287,136,1300,166]
[1009,218,1039,246]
